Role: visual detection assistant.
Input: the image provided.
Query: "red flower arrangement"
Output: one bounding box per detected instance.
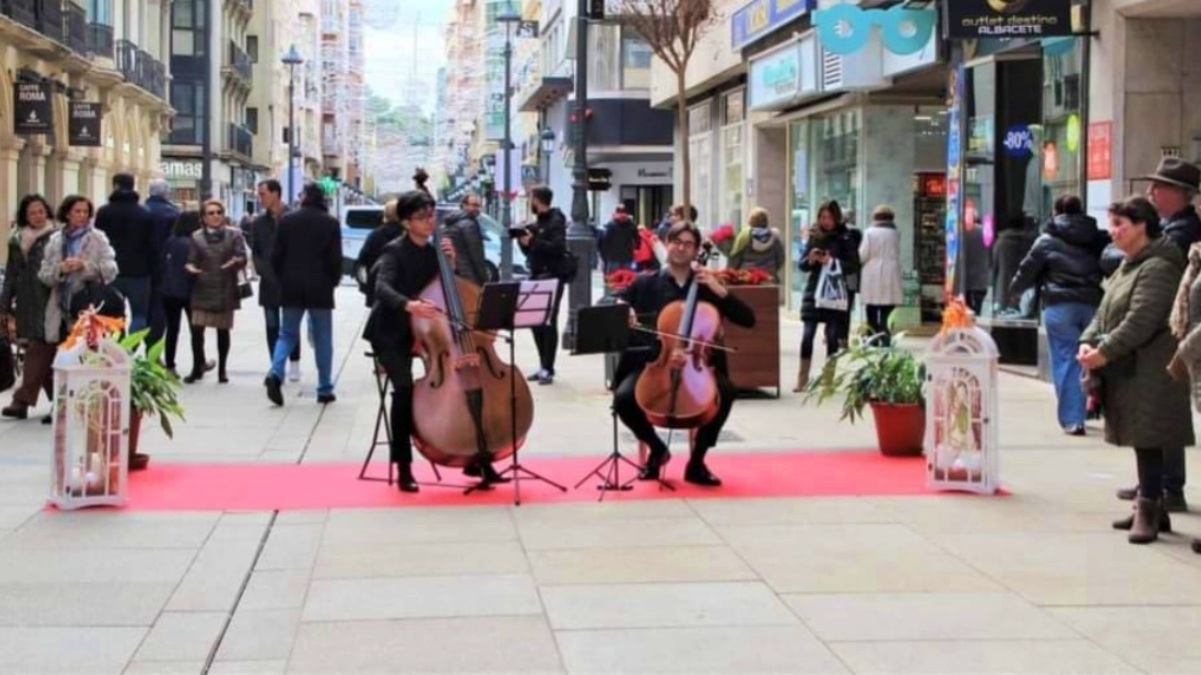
[604,268,640,291]
[709,223,736,244]
[716,268,773,286]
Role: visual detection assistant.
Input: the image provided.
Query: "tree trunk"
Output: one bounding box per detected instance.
[676,69,690,219]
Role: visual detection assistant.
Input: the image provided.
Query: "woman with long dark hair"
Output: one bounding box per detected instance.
[1,195,58,420]
[795,200,858,392]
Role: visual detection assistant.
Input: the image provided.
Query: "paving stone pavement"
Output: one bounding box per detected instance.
[0,284,1198,674]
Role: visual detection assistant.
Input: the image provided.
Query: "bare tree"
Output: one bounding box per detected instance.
[612,0,720,216]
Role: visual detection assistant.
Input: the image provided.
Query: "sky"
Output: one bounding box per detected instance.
[362,0,456,114]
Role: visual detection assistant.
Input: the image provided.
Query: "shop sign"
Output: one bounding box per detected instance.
[161,159,203,180]
[943,0,1074,40]
[731,0,815,51]
[67,102,101,147]
[749,43,799,109]
[1087,121,1112,181]
[13,82,52,135]
[815,5,936,56]
[1002,124,1034,158]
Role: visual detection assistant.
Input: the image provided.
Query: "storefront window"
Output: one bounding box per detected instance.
[788,119,810,299]
[688,101,712,224]
[720,90,745,228]
[812,110,860,223]
[1039,39,1084,220]
[621,32,652,89]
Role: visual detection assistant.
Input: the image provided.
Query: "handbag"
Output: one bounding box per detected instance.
[237,269,254,300]
[0,336,15,393]
[815,258,849,312]
[67,280,125,320]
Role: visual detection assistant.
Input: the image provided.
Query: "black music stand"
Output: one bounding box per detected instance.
[570,304,673,499]
[468,279,567,505]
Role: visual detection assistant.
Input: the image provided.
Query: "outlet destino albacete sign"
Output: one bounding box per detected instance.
[943,0,1074,39]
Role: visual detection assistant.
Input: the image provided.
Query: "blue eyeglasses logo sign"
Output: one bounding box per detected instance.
[814,5,936,56]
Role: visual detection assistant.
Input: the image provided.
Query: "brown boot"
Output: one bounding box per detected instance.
[793,359,812,393]
[1128,498,1163,544]
[1112,504,1171,532]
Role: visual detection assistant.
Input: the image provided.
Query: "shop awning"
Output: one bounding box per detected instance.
[519,76,574,113]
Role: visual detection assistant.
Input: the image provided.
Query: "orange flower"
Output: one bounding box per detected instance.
[940,297,974,333]
[61,308,125,351]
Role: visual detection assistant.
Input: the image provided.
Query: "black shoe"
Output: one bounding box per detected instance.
[638,449,671,481]
[1,404,29,420]
[397,464,419,493]
[264,375,284,406]
[1164,491,1189,513]
[41,414,51,425]
[1192,538,1201,555]
[539,373,555,386]
[317,393,336,405]
[183,371,204,384]
[218,372,229,384]
[1116,486,1138,501]
[527,369,548,382]
[1112,506,1172,532]
[684,461,723,487]
[1064,425,1086,436]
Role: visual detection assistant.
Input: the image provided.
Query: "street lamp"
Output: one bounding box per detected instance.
[497,2,521,280]
[281,44,304,205]
[563,0,594,351]
[540,126,555,185]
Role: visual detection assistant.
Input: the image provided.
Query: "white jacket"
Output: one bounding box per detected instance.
[858,222,903,306]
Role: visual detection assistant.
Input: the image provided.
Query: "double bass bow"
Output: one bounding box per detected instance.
[409,229,535,472]
[634,243,723,429]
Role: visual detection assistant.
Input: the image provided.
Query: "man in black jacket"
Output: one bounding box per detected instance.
[517,185,570,384]
[441,193,490,286]
[600,205,637,273]
[264,183,342,406]
[95,173,159,332]
[613,221,755,486]
[252,179,301,379]
[1113,157,1201,512]
[144,180,180,346]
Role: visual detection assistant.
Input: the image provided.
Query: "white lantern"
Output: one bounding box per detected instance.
[49,337,130,510]
[924,325,1000,494]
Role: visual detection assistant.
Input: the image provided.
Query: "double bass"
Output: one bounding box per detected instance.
[410,230,534,469]
[634,243,722,429]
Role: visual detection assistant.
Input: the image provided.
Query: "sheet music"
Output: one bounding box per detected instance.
[513,279,560,329]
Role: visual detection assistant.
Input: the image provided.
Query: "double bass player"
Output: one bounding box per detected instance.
[612,221,756,486]
[364,191,508,492]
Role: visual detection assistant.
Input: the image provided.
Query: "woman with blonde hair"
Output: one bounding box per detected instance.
[728,207,784,283]
[185,199,247,383]
[354,198,405,306]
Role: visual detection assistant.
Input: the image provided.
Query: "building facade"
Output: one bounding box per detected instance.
[1,0,172,262]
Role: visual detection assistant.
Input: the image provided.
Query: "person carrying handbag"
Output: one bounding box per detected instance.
[795,200,858,393]
[37,196,119,345]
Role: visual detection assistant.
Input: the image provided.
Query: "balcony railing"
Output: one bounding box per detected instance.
[35,0,63,42]
[227,40,252,84]
[86,21,112,58]
[228,123,253,157]
[116,39,166,100]
[64,2,85,53]
[0,0,38,30]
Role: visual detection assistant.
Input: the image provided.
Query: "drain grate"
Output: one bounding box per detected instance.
[620,429,743,445]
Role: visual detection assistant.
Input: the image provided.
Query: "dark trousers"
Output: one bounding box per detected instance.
[10,340,55,407]
[373,345,414,466]
[1164,447,1186,494]
[162,297,201,371]
[264,306,301,363]
[530,279,564,374]
[192,327,230,375]
[800,319,840,360]
[1136,447,1166,499]
[612,369,736,462]
[966,290,987,316]
[113,275,152,333]
[147,283,166,347]
[865,305,895,344]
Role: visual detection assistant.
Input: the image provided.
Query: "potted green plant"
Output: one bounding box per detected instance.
[119,329,185,470]
[804,330,926,456]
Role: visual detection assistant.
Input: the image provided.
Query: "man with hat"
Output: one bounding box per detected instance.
[1113,156,1201,512]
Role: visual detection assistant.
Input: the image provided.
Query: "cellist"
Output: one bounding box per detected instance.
[364,190,507,492]
[612,221,756,486]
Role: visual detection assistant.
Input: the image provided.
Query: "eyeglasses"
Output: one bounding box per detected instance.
[205,210,224,216]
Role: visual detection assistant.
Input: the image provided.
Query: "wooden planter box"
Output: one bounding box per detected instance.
[724,285,781,397]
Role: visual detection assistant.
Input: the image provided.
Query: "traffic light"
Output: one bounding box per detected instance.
[587,167,612,192]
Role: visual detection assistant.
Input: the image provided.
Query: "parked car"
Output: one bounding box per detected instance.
[339,204,527,280]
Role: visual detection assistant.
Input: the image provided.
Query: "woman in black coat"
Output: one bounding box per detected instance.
[796,200,859,392]
[161,211,213,376]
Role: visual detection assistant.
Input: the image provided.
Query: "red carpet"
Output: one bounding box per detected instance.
[122,451,933,511]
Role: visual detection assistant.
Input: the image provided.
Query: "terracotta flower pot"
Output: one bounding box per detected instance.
[128,408,149,471]
[869,402,925,457]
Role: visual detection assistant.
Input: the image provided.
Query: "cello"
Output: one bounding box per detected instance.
[409,229,534,471]
[634,243,722,429]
